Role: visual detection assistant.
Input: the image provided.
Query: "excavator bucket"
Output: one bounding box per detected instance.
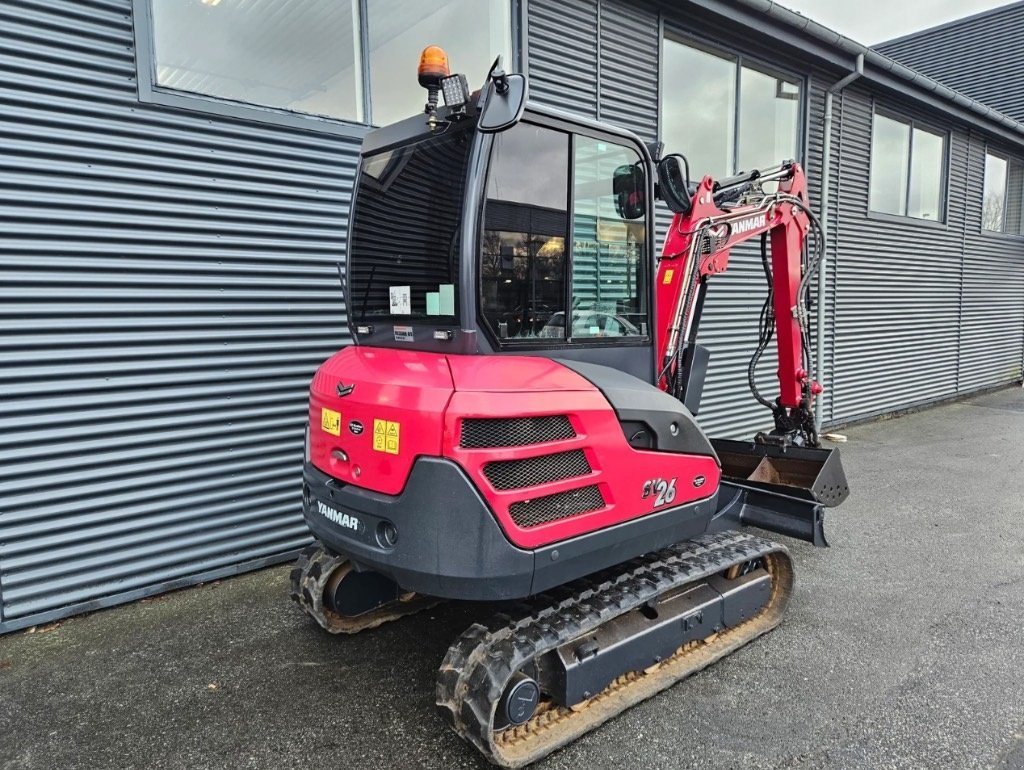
[710,438,849,547]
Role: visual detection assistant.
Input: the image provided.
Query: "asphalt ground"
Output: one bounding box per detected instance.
[2,387,1024,770]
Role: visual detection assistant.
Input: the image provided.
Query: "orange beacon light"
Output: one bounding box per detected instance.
[418,46,450,127]
[418,46,450,88]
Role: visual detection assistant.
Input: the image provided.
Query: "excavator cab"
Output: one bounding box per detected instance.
[345,77,660,385]
[341,60,844,533]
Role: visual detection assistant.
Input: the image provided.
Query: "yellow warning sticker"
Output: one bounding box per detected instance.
[373,418,400,455]
[321,408,341,436]
[663,268,675,284]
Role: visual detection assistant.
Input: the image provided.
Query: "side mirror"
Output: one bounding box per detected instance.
[613,164,646,220]
[658,155,692,215]
[478,57,527,133]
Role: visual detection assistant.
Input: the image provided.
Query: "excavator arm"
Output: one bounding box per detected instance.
[654,160,824,446]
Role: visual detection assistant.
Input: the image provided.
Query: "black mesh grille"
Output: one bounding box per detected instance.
[508,485,605,528]
[483,450,592,491]
[459,416,575,449]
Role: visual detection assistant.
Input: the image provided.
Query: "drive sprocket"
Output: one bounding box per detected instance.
[290,542,439,634]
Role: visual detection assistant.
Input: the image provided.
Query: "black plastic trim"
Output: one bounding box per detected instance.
[303,459,720,600]
[304,458,533,601]
[680,343,710,416]
[555,359,718,460]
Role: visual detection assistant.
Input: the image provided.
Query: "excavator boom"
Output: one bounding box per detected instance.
[654,159,822,444]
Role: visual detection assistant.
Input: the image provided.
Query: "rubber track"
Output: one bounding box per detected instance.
[435,530,794,767]
[290,543,439,634]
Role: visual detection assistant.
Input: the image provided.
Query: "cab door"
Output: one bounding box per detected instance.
[476,114,656,383]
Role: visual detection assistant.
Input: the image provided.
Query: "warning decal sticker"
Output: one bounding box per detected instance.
[389,285,411,315]
[321,408,341,436]
[373,419,400,455]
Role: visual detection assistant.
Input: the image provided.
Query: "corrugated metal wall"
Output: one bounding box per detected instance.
[830,88,965,417]
[526,0,598,117]
[830,87,1024,420]
[597,0,659,140]
[959,132,1024,392]
[0,0,357,632]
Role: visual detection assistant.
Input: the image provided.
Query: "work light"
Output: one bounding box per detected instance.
[441,73,471,112]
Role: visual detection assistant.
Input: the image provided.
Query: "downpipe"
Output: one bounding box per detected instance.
[815,53,864,434]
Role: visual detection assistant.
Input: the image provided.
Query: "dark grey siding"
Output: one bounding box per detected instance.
[830,88,965,418]
[598,0,659,140]
[877,2,1024,123]
[829,87,1024,420]
[526,0,599,116]
[0,0,357,631]
[960,134,1024,392]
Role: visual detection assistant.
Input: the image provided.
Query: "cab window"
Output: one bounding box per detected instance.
[570,136,648,339]
[480,123,648,343]
[481,123,569,340]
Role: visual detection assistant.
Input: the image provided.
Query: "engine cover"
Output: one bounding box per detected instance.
[309,348,721,550]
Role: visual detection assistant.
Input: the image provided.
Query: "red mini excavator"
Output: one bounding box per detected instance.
[291,48,849,767]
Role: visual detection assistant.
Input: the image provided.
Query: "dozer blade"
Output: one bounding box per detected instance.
[711,438,849,547]
[436,531,793,768]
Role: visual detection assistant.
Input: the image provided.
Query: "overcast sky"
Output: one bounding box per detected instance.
[777,0,1012,45]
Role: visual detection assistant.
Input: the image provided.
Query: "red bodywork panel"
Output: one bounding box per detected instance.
[310,349,719,550]
[309,347,453,496]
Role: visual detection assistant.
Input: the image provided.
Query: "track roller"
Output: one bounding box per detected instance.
[290,542,439,634]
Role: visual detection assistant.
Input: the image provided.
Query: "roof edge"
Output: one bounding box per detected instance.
[876,0,1024,50]
[685,0,1024,147]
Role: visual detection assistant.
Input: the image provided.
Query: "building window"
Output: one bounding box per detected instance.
[367,0,511,128]
[660,36,802,180]
[868,112,947,221]
[983,152,1024,235]
[149,0,363,122]
[738,66,801,174]
[139,0,511,130]
[480,123,649,343]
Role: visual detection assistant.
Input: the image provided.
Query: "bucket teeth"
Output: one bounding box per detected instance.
[436,531,794,768]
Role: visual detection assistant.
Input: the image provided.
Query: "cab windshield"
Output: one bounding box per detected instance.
[348,121,474,322]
